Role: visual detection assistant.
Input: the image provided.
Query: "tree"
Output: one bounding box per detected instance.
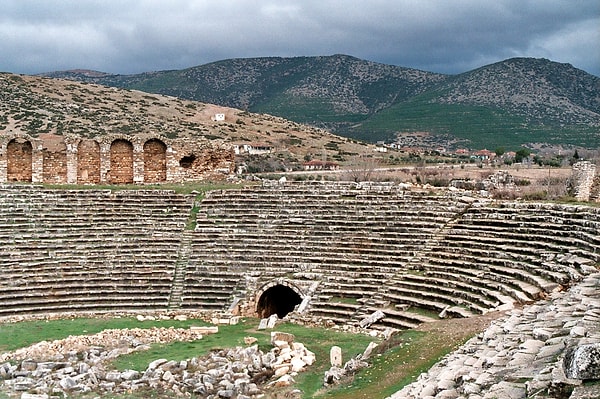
[343,155,381,182]
[514,148,531,163]
[494,147,505,157]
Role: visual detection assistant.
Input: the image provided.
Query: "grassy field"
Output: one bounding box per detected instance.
[0,315,487,399]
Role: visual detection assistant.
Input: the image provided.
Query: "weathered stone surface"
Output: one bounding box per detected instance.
[271,331,295,345]
[388,273,600,399]
[359,310,385,328]
[0,132,234,184]
[330,346,342,367]
[361,341,378,360]
[564,343,600,380]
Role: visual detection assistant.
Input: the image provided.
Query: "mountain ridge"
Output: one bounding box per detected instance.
[40,55,600,149]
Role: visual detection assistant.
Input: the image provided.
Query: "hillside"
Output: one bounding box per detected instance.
[355,58,600,149]
[43,55,600,150]
[0,73,374,167]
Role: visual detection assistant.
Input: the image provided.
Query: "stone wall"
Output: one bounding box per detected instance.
[571,161,597,201]
[0,132,234,184]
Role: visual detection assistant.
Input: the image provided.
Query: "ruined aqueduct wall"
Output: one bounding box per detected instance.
[0,132,235,184]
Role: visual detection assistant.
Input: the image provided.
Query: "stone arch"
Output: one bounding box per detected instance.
[143,138,167,183]
[7,138,33,182]
[77,139,101,184]
[109,139,134,184]
[256,280,303,319]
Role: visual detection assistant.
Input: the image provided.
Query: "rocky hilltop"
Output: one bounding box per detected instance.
[435,58,600,126]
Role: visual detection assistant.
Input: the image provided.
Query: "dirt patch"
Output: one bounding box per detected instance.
[415,310,508,341]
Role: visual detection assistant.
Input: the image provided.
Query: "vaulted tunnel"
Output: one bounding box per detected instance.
[257,284,302,319]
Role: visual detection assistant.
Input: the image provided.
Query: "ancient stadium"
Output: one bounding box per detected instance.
[0,132,599,399]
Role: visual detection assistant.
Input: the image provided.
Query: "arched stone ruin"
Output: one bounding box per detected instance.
[0,132,234,184]
[256,281,303,319]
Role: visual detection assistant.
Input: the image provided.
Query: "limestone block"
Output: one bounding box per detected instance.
[359,310,385,328]
[291,357,306,373]
[270,331,295,345]
[257,319,268,330]
[267,314,279,328]
[482,381,526,399]
[273,374,294,387]
[190,325,217,335]
[361,341,378,360]
[21,394,49,399]
[330,346,342,367]
[273,365,290,377]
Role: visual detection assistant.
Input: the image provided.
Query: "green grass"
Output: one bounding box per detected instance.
[328,296,359,304]
[316,328,469,399]
[0,316,478,399]
[0,317,208,353]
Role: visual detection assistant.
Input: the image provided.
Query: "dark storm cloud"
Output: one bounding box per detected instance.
[1,0,598,76]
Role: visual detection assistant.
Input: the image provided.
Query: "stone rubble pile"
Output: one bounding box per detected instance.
[0,328,315,399]
[0,326,205,364]
[388,272,600,399]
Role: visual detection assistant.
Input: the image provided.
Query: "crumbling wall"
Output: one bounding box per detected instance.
[0,132,234,184]
[77,139,101,184]
[143,138,167,183]
[109,139,134,184]
[42,137,68,184]
[7,138,33,182]
[571,161,596,201]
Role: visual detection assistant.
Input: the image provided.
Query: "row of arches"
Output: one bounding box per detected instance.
[3,136,168,184]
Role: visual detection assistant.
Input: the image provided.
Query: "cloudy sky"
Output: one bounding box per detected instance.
[2,0,599,76]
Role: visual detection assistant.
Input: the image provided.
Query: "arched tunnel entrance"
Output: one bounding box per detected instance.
[256,284,303,319]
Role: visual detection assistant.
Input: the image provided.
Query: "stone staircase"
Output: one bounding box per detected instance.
[372,201,473,305]
[168,230,193,309]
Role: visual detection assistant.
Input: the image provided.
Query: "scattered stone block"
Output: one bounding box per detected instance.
[20,394,49,399]
[330,346,342,367]
[257,319,268,330]
[359,310,385,328]
[190,325,217,335]
[361,342,378,360]
[267,314,279,329]
[270,332,295,345]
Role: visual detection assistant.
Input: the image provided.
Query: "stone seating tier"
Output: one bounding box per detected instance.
[1,183,599,330]
[0,186,193,316]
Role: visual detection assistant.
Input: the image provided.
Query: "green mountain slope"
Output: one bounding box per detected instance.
[42,55,600,149]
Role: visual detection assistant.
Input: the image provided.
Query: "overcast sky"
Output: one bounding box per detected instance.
[1,0,599,76]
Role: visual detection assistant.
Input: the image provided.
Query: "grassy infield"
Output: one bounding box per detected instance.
[0,316,461,399]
